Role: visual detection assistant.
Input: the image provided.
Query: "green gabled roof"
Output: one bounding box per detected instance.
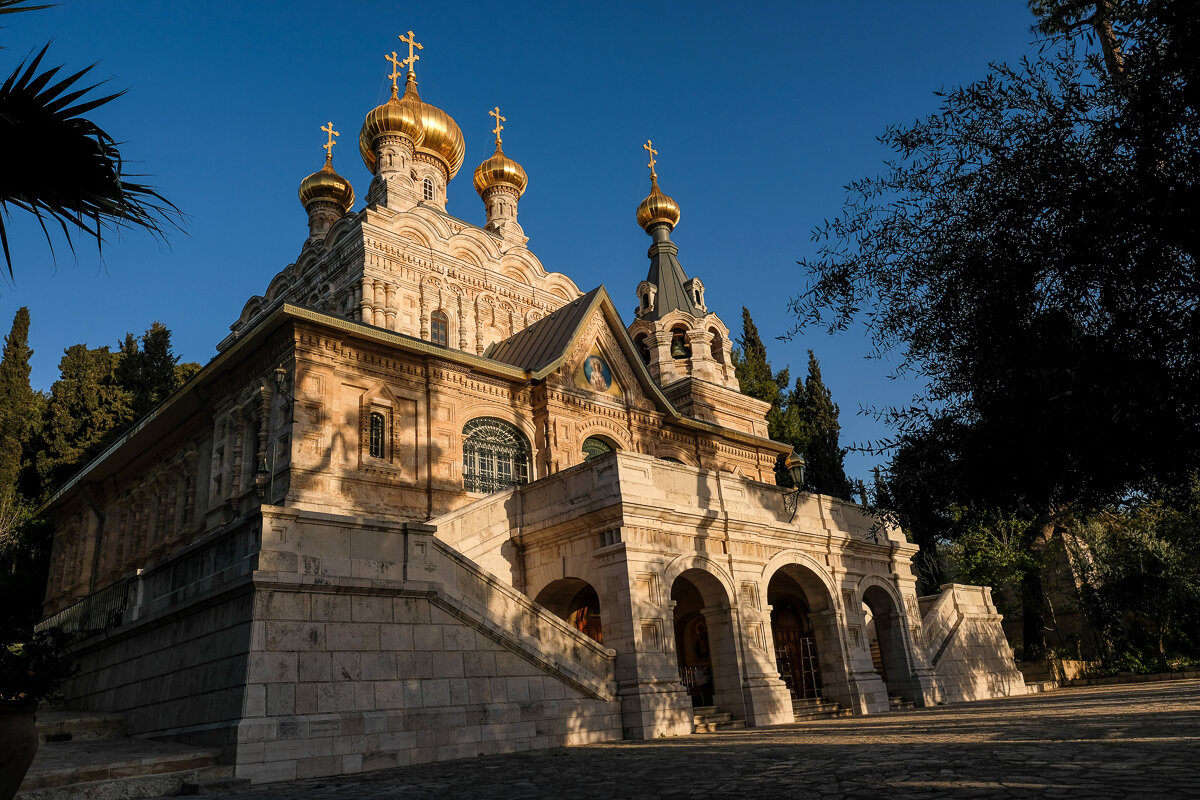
[486,287,603,372]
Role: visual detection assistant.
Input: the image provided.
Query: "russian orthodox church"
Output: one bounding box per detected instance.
[38,33,1027,784]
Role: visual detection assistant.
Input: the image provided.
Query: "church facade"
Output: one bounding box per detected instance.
[38,35,1026,784]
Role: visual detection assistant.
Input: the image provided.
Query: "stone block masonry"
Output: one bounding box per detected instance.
[239,505,621,783]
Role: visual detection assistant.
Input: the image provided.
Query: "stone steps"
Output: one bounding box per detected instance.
[791,697,852,721]
[692,705,746,733]
[889,696,916,712]
[37,711,126,744]
[1025,680,1059,693]
[17,710,235,800]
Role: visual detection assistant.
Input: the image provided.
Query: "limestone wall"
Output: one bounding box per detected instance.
[920,583,1028,702]
[239,506,621,783]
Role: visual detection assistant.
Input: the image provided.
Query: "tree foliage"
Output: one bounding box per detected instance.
[0,0,180,276]
[799,351,853,499]
[792,1,1198,657]
[0,307,35,494]
[733,308,853,498]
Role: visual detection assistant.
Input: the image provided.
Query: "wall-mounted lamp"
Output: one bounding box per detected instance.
[272,367,293,406]
[783,449,807,523]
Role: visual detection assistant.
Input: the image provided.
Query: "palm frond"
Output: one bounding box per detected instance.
[0,43,182,277]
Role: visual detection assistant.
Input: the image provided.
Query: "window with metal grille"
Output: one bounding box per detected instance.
[369,411,385,458]
[423,178,434,201]
[430,311,448,346]
[462,418,530,493]
[582,436,614,461]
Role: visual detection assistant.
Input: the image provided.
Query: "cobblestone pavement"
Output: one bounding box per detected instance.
[184,680,1200,799]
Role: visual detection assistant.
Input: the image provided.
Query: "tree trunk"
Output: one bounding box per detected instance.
[1020,566,1048,661]
[1019,517,1057,661]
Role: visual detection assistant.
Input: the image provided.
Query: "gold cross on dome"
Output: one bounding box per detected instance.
[321,121,339,159]
[385,51,403,90]
[399,30,423,72]
[643,139,658,177]
[489,106,506,145]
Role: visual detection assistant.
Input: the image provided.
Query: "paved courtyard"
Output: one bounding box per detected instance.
[184,680,1200,799]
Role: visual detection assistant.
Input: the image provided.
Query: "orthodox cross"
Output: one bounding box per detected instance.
[489,106,506,146]
[399,30,422,72]
[321,122,339,160]
[385,51,403,91]
[643,139,658,178]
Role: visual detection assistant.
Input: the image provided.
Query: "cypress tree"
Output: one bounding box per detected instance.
[800,350,853,499]
[0,308,36,495]
[733,308,800,484]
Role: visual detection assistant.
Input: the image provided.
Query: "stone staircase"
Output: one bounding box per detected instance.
[889,695,916,712]
[17,710,240,800]
[692,706,746,733]
[791,697,852,721]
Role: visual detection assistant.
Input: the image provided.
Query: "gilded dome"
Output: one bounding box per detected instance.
[636,175,680,231]
[473,144,527,197]
[416,101,465,178]
[299,156,355,212]
[359,75,425,173]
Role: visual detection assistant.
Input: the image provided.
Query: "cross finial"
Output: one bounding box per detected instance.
[321,122,339,162]
[385,51,404,92]
[643,139,658,179]
[489,106,506,146]
[399,30,423,73]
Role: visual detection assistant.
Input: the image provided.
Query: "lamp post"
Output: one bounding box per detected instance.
[783,449,806,523]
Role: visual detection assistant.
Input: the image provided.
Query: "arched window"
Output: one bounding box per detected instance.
[670,327,691,359]
[423,177,434,201]
[709,328,724,364]
[582,436,615,461]
[462,418,531,493]
[430,310,448,346]
[369,411,385,458]
[634,333,651,365]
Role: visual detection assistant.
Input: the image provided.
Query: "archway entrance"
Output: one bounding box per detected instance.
[770,592,821,699]
[767,572,824,700]
[862,586,914,701]
[766,564,849,707]
[671,569,740,712]
[535,578,603,644]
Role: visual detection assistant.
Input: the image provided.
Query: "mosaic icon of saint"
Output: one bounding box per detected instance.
[586,355,610,392]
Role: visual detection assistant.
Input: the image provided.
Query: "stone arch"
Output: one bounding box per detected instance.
[543,273,582,300]
[263,270,290,301]
[238,296,264,326]
[668,563,744,717]
[394,219,436,248]
[860,581,919,703]
[762,555,852,709]
[654,442,697,466]
[579,422,631,451]
[662,555,738,611]
[534,577,604,644]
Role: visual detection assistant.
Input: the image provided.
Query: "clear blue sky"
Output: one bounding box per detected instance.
[0,1,1041,483]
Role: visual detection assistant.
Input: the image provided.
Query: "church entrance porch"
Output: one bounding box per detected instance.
[670,569,744,718]
[766,564,854,712]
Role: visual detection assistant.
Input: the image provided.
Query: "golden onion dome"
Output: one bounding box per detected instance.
[299,155,355,212]
[416,100,465,178]
[359,75,425,173]
[636,175,681,231]
[473,143,527,197]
